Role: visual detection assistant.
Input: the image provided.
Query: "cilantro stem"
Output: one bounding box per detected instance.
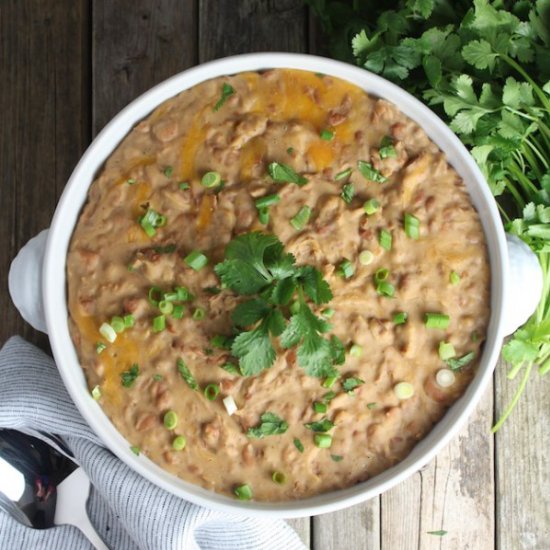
[502,175,526,209]
[492,361,533,432]
[521,143,545,181]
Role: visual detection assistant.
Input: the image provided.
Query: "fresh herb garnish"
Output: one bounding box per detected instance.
[331,454,343,462]
[342,377,364,394]
[341,183,355,204]
[153,243,177,254]
[221,363,241,376]
[305,418,335,432]
[427,530,448,537]
[213,83,235,112]
[357,161,387,183]
[367,402,377,409]
[121,364,139,388]
[294,438,305,453]
[178,182,190,190]
[130,446,140,456]
[163,166,173,178]
[215,232,341,378]
[379,136,397,159]
[153,374,163,382]
[246,412,288,439]
[446,351,476,371]
[268,162,308,185]
[335,168,352,181]
[177,358,199,390]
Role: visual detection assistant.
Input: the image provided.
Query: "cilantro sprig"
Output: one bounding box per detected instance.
[246,412,288,438]
[307,0,550,428]
[215,232,342,378]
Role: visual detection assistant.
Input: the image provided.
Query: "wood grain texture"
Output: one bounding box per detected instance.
[381,385,494,550]
[313,500,380,550]
[495,360,550,549]
[92,0,197,136]
[198,0,308,63]
[287,518,312,548]
[0,0,90,350]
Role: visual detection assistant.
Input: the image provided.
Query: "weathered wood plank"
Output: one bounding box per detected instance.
[287,518,312,548]
[313,500,380,550]
[92,0,197,136]
[380,385,494,549]
[198,0,308,63]
[495,360,550,549]
[0,0,90,350]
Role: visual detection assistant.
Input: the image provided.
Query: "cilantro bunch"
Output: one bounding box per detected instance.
[214,232,344,378]
[307,0,550,427]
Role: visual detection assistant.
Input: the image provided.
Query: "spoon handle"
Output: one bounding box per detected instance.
[54,467,108,550]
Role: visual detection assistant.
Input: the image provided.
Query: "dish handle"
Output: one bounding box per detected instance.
[503,233,543,336]
[8,229,49,334]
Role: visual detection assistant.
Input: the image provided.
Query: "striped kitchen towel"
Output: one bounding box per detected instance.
[0,337,305,550]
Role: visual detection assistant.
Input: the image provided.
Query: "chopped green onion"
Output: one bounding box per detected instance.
[127,178,137,185]
[320,129,334,141]
[163,291,179,302]
[313,401,328,413]
[148,286,163,307]
[139,208,166,237]
[290,205,312,230]
[404,213,420,239]
[446,351,475,371]
[322,376,338,388]
[314,434,333,448]
[340,183,355,204]
[272,471,287,484]
[287,147,295,155]
[123,314,135,328]
[154,244,177,254]
[450,271,461,285]
[192,307,206,321]
[158,300,174,315]
[394,382,414,400]
[357,160,387,183]
[99,322,117,343]
[201,171,222,188]
[91,385,101,400]
[172,435,187,451]
[140,221,156,237]
[294,438,305,453]
[331,454,343,462]
[335,168,352,181]
[204,383,220,401]
[175,286,192,301]
[163,166,173,177]
[163,410,178,430]
[221,363,241,375]
[350,344,363,358]
[438,341,456,360]
[268,162,308,185]
[323,391,336,402]
[223,395,238,415]
[393,311,408,325]
[111,315,124,334]
[152,315,166,332]
[234,484,253,501]
[363,198,380,215]
[255,193,281,209]
[367,402,377,409]
[322,308,335,318]
[95,342,107,354]
[153,374,163,381]
[425,313,450,329]
[379,229,392,251]
[374,268,389,282]
[379,136,397,159]
[337,259,355,279]
[172,305,185,319]
[436,369,456,388]
[184,250,208,271]
[130,446,140,456]
[258,207,270,225]
[178,182,190,190]
[359,250,374,265]
[376,281,395,297]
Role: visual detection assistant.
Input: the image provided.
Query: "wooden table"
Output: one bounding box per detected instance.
[1,2,548,548]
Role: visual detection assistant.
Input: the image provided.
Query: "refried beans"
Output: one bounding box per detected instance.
[67,69,490,501]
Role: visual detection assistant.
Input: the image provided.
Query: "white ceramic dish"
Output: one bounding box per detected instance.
[9,53,543,518]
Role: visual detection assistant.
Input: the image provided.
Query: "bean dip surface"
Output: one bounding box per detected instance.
[67,69,490,501]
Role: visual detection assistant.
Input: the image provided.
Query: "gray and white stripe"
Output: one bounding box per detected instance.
[0,337,305,550]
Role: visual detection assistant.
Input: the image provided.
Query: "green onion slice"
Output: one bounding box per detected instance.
[290,205,312,230]
[404,213,420,239]
[359,250,374,265]
[363,198,380,215]
[163,410,178,430]
[172,435,187,451]
[335,168,352,181]
[314,434,333,448]
[148,286,163,306]
[255,194,281,209]
[374,268,389,282]
[152,315,166,333]
[99,322,117,343]
[91,385,101,400]
[349,344,363,358]
[123,314,135,328]
[376,281,395,297]
[192,307,206,321]
[172,305,185,319]
[438,341,456,360]
[201,171,222,188]
[379,229,392,251]
[158,300,174,315]
[357,160,387,183]
[184,250,208,271]
[450,271,461,285]
[96,342,107,354]
[258,207,270,225]
[320,129,334,141]
[313,401,328,414]
[379,136,397,159]
[272,471,287,484]
[204,383,220,401]
[425,313,450,329]
[234,484,253,501]
[393,311,408,325]
[337,259,355,279]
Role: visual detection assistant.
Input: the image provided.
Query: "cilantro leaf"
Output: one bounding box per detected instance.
[294,438,305,453]
[213,83,235,112]
[329,335,346,365]
[231,321,276,377]
[177,359,199,390]
[246,411,288,438]
[305,418,334,432]
[462,40,498,71]
[342,377,365,394]
[232,298,271,327]
[121,364,139,387]
[268,162,308,185]
[295,266,333,305]
[271,277,297,306]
